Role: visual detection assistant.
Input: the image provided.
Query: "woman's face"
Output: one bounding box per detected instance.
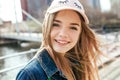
[50,10,82,55]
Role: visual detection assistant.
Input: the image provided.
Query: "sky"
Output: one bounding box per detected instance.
[100,0,111,12]
[0,0,22,23]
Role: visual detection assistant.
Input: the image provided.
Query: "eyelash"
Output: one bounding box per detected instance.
[52,23,78,31]
[70,26,78,30]
[52,23,60,27]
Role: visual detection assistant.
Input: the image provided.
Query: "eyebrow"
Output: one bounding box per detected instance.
[53,20,61,23]
[53,19,80,26]
[70,23,80,26]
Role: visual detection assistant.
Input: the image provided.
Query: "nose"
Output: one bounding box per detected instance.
[58,28,68,38]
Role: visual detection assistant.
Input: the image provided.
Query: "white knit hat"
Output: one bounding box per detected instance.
[47,0,89,24]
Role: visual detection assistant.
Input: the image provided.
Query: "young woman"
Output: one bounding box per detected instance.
[16,0,102,80]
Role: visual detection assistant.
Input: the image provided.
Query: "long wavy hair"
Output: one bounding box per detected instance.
[39,11,102,80]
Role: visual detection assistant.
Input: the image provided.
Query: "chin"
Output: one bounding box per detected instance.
[55,50,65,53]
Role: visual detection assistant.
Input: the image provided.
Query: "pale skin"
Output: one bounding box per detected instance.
[50,10,82,56]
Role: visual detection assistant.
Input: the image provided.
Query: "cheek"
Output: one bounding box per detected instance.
[50,31,54,41]
[50,29,57,40]
[71,32,80,44]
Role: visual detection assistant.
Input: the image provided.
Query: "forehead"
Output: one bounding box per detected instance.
[54,9,81,23]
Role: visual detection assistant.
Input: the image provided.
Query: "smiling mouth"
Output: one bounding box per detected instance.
[55,39,70,45]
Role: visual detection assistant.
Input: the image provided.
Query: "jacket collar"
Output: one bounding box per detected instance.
[36,49,60,78]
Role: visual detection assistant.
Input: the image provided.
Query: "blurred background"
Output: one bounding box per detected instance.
[0,0,120,80]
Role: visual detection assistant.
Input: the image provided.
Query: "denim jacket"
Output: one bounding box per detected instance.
[16,49,67,80]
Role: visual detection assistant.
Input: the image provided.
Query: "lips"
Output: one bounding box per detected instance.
[55,39,70,45]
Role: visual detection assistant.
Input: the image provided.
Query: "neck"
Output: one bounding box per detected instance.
[45,46,74,80]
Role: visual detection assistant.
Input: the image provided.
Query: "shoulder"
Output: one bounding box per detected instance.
[16,58,47,80]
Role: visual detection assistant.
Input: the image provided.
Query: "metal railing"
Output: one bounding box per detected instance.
[0,48,38,74]
[0,8,42,74]
[22,9,42,26]
[14,9,42,35]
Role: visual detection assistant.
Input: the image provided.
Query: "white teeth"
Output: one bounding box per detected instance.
[58,41,67,44]
[56,40,68,44]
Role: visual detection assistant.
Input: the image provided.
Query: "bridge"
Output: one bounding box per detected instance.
[0,9,43,43]
[0,32,42,43]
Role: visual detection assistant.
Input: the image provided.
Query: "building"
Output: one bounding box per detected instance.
[110,0,120,18]
[21,0,52,21]
[87,0,101,10]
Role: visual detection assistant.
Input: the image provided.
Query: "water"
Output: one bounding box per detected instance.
[0,42,40,80]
